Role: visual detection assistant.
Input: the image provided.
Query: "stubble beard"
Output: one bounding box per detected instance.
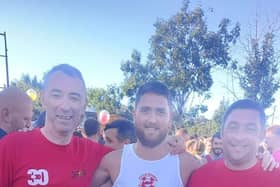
[135,127,167,148]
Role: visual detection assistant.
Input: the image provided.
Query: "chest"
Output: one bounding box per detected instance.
[11,142,98,187]
[113,155,183,187]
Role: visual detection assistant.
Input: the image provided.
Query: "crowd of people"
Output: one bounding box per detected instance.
[0,63,279,187]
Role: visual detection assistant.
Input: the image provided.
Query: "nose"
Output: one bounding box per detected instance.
[231,129,249,143]
[148,110,157,124]
[59,97,71,112]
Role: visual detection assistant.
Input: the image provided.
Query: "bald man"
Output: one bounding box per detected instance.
[0,87,33,139]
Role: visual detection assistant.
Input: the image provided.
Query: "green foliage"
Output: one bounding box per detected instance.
[185,119,219,137]
[239,32,280,109]
[120,0,240,123]
[87,85,123,114]
[212,99,230,126]
[87,85,133,120]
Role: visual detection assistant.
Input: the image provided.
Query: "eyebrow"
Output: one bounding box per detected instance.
[69,92,81,98]
[50,89,62,93]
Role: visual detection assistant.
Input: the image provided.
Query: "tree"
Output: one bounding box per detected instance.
[120,0,240,123]
[239,31,280,109]
[87,85,124,114]
[212,98,230,127]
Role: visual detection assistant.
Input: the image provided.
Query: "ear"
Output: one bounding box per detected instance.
[132,110,136,122]
[1,108,10,123]
[40,91,46,110]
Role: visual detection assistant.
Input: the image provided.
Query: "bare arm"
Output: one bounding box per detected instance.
[92,149,122,187]
[91,154,112,187]
[180,152,202,186]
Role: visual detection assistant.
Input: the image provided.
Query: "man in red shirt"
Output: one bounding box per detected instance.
[188,99,280,187]
[0,64,112,187]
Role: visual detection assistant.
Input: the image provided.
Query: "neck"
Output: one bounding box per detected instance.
[210,152,221,160]
[224,157,257,171]
[134,139,169,160]
[41,125,73,145]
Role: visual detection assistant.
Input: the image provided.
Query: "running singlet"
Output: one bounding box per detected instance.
[113,144,183,187]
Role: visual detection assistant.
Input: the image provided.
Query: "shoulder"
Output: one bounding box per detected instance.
[98,149,123,174]
[102,149,123,164]
[179,152,202,171]
[0,129,38,145]
[72,137,113,158]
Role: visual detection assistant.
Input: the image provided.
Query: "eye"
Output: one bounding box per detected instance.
[51,91,62,98]
[70,95,80,102]
[226,123,239,131]
[246,124,257,133]
[140,107,151,114]
[156,109,166,115]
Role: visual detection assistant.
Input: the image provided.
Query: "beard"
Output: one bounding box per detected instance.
[135,127,167,148]
[213,148,223,156]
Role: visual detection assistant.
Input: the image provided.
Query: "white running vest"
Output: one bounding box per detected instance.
[113,144,183,187]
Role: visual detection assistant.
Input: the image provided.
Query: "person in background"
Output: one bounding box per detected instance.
[202,132,223,163]
[185,138,205,160]
[175,128,190,142]
[0,87,33,139]
[103,119,137,150]
[83,118,101,143]
[265,125,280,161]
[33,111,46,128]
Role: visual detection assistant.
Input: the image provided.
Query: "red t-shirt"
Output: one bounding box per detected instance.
[188,159,280,187]
[0,129,112,187]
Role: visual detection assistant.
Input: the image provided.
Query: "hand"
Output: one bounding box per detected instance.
[166,136,185,155]
[259,150,280,171]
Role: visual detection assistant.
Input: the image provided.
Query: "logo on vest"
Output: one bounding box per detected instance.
[138,173,158,187]
[27,169,49,186]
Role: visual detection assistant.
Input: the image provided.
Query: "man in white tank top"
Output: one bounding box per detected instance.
[92,81,201,187]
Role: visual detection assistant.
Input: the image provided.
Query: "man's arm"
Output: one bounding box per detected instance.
[91,154,112,187]
[92,149,122,187]
[179,152,202,186]
[259,150,279,171]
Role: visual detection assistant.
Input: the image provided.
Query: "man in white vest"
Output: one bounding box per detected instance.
[92,81,201,187]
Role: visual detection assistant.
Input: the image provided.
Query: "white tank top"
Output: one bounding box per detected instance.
[113,144,183,187]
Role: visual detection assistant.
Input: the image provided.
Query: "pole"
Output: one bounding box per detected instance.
[0,32,9,87]
[3,32,9,87]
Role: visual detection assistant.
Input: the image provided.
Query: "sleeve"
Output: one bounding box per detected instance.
[0,136,16,187]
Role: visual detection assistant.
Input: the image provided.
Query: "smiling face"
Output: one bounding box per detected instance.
[211,137,223,157]
[222,109,264,168]
[41,71,86,136]
[134,93,171,148]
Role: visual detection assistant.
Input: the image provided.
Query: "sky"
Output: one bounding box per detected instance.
[0,0,279,122]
